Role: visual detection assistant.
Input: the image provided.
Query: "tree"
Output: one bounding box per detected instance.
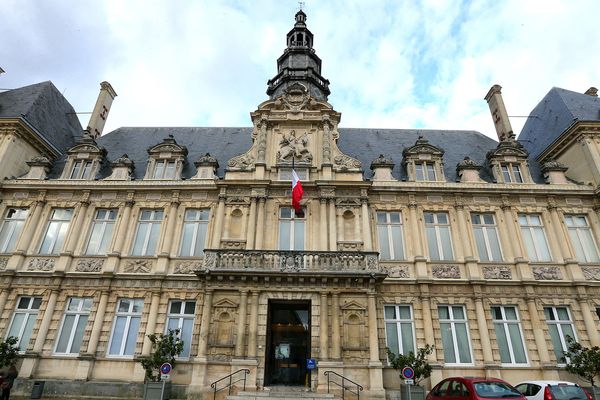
[0,336,19,369]
[387,344,435,386]
[139,330,184,383]
[563,336,600,387]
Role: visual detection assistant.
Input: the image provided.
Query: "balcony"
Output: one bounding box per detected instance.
[201,249,381,276]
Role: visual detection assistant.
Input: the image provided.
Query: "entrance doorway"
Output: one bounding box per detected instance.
[264,300,311,386]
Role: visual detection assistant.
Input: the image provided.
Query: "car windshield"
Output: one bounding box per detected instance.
[473,382,522,398]
[549,385,587,400]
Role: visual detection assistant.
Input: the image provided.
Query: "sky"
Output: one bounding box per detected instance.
[1,0,599,141]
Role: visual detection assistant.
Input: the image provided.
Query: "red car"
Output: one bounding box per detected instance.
[427,377,526,400]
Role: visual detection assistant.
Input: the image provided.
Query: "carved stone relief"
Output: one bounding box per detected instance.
[277,130,312,163]
[334,154,361,170]
[382,264,409,278]
[174,261,202,274]
[123,259,152,273]
[0,258,8,271]
[279,254,305,272]
[204,252,217,270]
[210,299,238,347]
[227,151,255,170]
[532,266,562,280]
[27,258,55,271]
[75,259,104,272]
[341,301,367,350]
[582,266,600,281]
[482,265,512,280]
[432,265,460,279]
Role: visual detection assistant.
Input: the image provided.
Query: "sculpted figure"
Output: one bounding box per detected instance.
[277,130,312,163]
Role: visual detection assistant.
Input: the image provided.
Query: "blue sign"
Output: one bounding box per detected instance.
[160,363,172,375]
[306,358,317,370]
[401,367,415,379]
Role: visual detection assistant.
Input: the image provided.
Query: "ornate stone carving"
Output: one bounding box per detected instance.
[532,266,562,280]
[365,255,379,271]
[334,154,361,170]
[432,265,460,279]
[123,259,152,273]
[174,261,203,274]
[337,242,363,251]
[75,259,104,272]
[0,258,7,271]
[27,258,55,271]
[582,266,600,281]
[279,254,305,272]
[194,153,219,168]
[277,130,312,163]
[483,265,512,280]
[382,264,409,278]
[227,151,255,169]
[370,154,394,170]
[204,252,217,269]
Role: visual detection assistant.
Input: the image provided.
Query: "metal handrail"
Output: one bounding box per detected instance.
[210,369,250,400]
[323,370,363,400]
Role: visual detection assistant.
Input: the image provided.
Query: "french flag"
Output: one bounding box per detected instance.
[291,169,304,215]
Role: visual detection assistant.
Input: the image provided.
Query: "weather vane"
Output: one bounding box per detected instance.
[298,1,305,11]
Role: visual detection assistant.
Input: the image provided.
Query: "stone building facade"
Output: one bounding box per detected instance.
[1,9,600,400]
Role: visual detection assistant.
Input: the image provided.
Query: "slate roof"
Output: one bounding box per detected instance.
[518,87,600,160]
[0,81,83,154]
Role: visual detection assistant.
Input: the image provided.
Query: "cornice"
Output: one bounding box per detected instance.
[0,117,62,158]
[536,120,600,163]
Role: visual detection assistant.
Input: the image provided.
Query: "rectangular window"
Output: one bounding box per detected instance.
[518,214,552,261]
[85,209,117,255]
[69,160,93,179]
[180,209,210,257]
[501,163,523,183]
[492,306,527,364]
[384,305,415,356]
[0,207,28,253]
[132,209,163,256]
[166,300,196,358]
[39,208,73,255]
[6,296,42,352]
[544,306,576,364]
[471,213,503,261]
[565,215,600,263]
[415,162,436,181]
[425,212,454,260]
[108,298,144,357]
[438,305,472,364]
[377,212,405,260]
[55,297,92,354]
[152,160,176,179]
[278,207,305,251]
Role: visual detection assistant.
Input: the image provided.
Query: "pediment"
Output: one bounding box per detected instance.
[403,137,444,158]
[213,298,238,308]
[340,300,366,311]
[67,134,106,156]
[148,135,188,156]
[486,140,528,160]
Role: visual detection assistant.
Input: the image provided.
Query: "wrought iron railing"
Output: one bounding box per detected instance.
[210,369,250,400]
[323,371,363,400]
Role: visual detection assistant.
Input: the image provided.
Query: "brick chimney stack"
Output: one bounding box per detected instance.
[485,84,515,142]
[87,81,117,138]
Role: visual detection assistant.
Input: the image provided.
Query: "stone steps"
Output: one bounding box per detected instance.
[227,389,337,400]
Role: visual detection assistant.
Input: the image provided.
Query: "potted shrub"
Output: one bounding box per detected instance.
[563,336,600,400]
[387,344,435,400]
[139,329,184,400]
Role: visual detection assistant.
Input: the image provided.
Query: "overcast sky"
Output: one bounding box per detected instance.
[1,0,599,140]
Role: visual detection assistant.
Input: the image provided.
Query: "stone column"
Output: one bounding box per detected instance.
[474,295,494,365]
[578,294,600,347]
[247,291,259,358]
[110,200,134,255]
[419,287,438,362]
[525,294,551,365]
[15,200,45,253]
[361,198,372,251]
[197,289,214,358]
[496,208,514,261]
[85,290,110,356]
[141,291,162,355]
[161,199,180,255]
[320,292,329,360]
[64,198,90,254]
[235,291,248,357]
[501,204,523,259]
[547,204,572,261]
[542,209,562,263]
[408,202,423,256]
[328,199,337,251]
[211,194,226,248]
[33,289,60,353]
[255,198,266,250]
[26,202,49,254]
[0,288,11,330]
[454,201,474,257]
[320,199,328,251]
[246,198,257,250]
[331,293,341,359]
[367,293,380,362]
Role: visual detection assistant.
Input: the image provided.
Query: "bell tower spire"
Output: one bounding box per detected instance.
[266,9,330,101]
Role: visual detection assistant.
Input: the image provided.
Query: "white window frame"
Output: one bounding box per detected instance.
[544,306,577,365]
[471,213,503,262]
[564,215,600,263]
[179,209,210,257]
[152,160,176,179]
[39,208,73,255]
[425,212,454,261]
[166,300,196,359]
[54,297,93,355]
[415,162,437,181]
[278,207,305,251]
[107,298,144,358]
[501,163,523,183]
[384,304,416,356]
[438,305,473,365]
[377,211,405,260]
[85,209,117,255]
[0,207,28,253]
[6,296,42,352]
[491,305,528,365]
[131,209,163,256]
[518,214,552,262]
[69,160,94,179]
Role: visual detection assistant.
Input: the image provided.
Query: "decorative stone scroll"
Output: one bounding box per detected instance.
[227,151,255,170]
[27,258,55,272]
[382,264,409,278]
[75,259,104,272]
[432,265,460,279]
[334,154,361,170]
[123,259,152,273]
[582,266,600,281]
[532,266,562,280]
[483,265,512,280]
[174,261,202,274]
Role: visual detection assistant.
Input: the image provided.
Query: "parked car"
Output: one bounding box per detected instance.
[427,377,526,400]
[514,381,592,400]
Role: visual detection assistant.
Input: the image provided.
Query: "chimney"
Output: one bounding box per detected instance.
[485,84,515,142]
[87,81,117,138]
[585,87,598,97]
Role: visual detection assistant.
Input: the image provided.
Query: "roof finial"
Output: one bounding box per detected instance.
[298,1,305,11]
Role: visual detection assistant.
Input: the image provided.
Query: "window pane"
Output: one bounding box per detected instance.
[521,229,537,261]
[455,323,472,363]
[415,164,424,181]
[494,323,511,363]
[294,221,304,250]
[426,227,440,260]
[180,318,194,357]
[384,306,396,319]
[438,306,449,319]
[71,315,88,353]
[170,301,182,314]
[439,227,453,260]
[508,324,527,363]
[440,322,456,363]
[398,306,411,319]
[279,220,291,250]
[426,163,436,180]
[132,224,149,255]
[7,313,25,343]
[109,316,126,354]
[474,228,489,261]
[193,223,208,256]
[145,223,161,255]
[98,223,114,254]
[452,306,465,319]
[167,318,179,331]
[534,228,551,261]
[180,223,195,256]
[547,324,564,362]
[56,315,76,353]
[400,322,414,354]
[184,301,196,315]
[487,228,503,261]
[391,226,404,259]
[39,222,60,254]
[32,298,42,309]
[386,322,399,354]
[21,314,37,351]
[124,317,141,355]
[132,300,144,313]
[378,225,391,259]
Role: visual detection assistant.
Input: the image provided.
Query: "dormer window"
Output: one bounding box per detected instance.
[60,133,106,180]
[144,135,188,181]
[487,139,531,184]
[70,160,94,179]
[152,160,176,179]
[402,137,445,182]
[501,163,523,183]
[415,162,436,181]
